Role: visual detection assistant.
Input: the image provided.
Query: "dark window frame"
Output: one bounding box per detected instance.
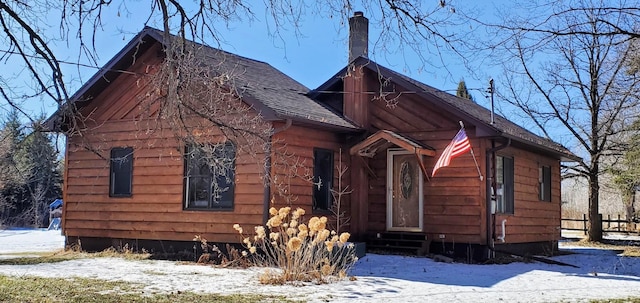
[183,142,235,211]
[496,155,514,214]
[312,148,334,211]
[539,165,552,202]
[109,147,133,197]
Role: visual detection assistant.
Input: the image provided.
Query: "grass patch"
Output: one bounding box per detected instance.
[564,240,640,257]
[0,255,72,265]
[87,247,151,260]
[622,246,640,257]
[0,275,296,303]
[0,251,76,265]
[0,248,151,265]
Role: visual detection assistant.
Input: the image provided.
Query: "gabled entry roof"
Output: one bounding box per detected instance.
[349,130,435,158]
[350,130,435,180]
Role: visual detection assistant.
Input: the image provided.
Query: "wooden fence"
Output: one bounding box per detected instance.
[562,214,639,235]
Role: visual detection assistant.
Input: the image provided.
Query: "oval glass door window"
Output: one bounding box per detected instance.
[400,161,413,199]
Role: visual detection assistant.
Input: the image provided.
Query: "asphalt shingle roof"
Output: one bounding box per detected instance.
[145,28,357,130]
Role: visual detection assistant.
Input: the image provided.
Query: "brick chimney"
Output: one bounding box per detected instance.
[344,11,370,129]
[349,11,368,62]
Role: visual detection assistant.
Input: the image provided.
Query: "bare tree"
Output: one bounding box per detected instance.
[330,149,351,234]
[486,0,640,241]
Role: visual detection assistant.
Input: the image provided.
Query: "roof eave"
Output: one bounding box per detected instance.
[280,115,360,132]
[68,27,160,104]
[44,27,164,131]
[501,134,581,162]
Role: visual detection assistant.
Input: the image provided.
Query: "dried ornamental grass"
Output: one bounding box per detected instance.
[235,207,357,284]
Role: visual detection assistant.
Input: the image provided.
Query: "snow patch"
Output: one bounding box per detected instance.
[1,229,639,302]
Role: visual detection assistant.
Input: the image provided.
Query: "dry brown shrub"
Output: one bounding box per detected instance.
[235,206,357,284]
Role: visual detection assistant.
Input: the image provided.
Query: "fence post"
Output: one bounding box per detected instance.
[583,213,587,235]
[607,214,611,229]
[618,214,621,232]
[599,213,603,234]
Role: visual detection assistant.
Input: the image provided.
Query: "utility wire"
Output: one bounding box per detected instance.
[0,49,139,76]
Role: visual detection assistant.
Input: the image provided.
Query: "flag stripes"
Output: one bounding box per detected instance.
[432,129,471,177]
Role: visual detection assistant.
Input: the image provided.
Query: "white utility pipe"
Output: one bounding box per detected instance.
[497,219,507,243]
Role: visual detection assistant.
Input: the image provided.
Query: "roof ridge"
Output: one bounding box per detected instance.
[142,26,314,92]
[142,26,273,67]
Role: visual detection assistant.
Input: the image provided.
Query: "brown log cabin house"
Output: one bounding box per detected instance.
[46,12,578,260]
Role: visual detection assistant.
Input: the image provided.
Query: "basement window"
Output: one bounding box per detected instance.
[313,148,334,211]
[184,142,235,210]
[496,156,514,214]
[539,165,552,202]
[109,147,133,197]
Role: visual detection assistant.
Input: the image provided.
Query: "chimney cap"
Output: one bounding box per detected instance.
[353,11,364,17]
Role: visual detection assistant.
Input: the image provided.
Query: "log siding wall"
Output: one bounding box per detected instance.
[494,147,561,244]
[271,123,350,227]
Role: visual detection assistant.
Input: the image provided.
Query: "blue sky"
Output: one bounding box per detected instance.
[4,1,498,121]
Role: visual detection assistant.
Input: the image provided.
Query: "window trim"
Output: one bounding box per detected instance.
[183,142,236,211]
[496,155,514,214]
[312,148,334,212]
[109,147,133,197]
[539,165,552,202]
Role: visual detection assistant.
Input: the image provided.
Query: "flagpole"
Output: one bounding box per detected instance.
[459,121,484,181]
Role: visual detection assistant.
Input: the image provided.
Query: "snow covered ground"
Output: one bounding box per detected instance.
[1,229,640,302]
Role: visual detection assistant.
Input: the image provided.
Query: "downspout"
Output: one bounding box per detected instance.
[485,138,510,259]
[263,119,292,224]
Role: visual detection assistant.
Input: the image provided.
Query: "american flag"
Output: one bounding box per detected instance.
[432,129,471,177]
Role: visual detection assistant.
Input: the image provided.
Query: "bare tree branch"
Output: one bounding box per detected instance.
[488,0,640,241]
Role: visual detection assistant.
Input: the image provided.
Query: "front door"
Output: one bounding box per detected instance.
[387,149,423,231]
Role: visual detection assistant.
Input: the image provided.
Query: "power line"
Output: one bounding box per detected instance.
[0,49,139,76]
[1,49,495,101]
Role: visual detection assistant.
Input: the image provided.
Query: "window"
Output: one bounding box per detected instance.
[539,165,552,202]
[496,156,514,214]
[184,142,235,210]
[110,147,133,197]
[313,148,334,211]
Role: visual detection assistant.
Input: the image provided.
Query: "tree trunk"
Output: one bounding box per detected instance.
[587,173,602,241]
[623,191,634,223]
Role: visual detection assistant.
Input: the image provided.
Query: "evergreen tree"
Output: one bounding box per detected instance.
[0,110,26,226]
[456,79,474,102]
[0,112,62,227]
[15,120,62,227]
[611,119,640,222]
